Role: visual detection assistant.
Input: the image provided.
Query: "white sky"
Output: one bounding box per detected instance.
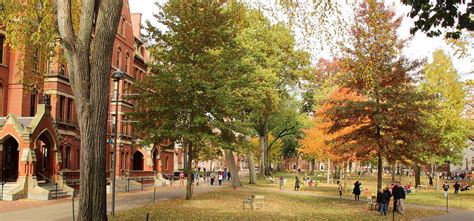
[130,0,473,80]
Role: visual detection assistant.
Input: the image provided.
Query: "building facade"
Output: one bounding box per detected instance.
[0,0,180,201]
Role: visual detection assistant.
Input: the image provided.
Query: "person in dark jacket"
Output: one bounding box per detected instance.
[378,187,391,216]
[454,181,461,194]
[392,182,405,214]
[353,181,361,201]
[294,176,301,191]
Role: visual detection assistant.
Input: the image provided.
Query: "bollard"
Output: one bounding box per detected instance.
[128,178,130,192]
[55,183,58,200]
[141,178,144,190]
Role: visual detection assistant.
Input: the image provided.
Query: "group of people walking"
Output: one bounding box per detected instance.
[351,180,406,216]
[179,170,229,187]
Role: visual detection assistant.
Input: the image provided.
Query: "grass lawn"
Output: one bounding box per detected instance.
[263,172,474,210]
[112,184,446,221]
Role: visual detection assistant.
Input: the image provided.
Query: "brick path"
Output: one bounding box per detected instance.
[0,181,226,221]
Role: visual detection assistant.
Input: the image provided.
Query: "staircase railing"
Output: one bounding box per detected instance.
[1,172,18,201]
[37,172,59,200]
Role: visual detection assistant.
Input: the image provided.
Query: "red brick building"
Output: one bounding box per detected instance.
[0,0,181,201]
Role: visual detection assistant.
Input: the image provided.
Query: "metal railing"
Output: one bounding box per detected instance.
[37,172,59,200]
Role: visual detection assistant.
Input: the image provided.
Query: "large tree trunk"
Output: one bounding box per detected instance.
[248,151,257,184]
[377,152,383,193]
[225,149,242,187]
[264,134,271,176]
[310,159,315,175]
[435,164,439,191]
[414,163,421,188]
[185,143,193,200]
[56,0,123,220]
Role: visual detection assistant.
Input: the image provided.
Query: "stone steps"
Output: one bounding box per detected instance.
[38,183,71,199]
[0,183,17,200]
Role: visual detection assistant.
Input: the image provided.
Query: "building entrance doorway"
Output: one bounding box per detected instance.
[132,151,143,170]
[2,137,19,182]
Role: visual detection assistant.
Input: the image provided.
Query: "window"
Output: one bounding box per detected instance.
[66,99,72,123]
[120,17,126,36]
[125,53,129,73]
[65,146,71,169]
[0,35,4,64]
[59,96,64,121]
[116,48,121,68]
[30,93,36,116]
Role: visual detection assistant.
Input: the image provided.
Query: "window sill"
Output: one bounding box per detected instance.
[0,63,7,68]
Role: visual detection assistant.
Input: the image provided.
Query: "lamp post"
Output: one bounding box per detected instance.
[110,70,125,216]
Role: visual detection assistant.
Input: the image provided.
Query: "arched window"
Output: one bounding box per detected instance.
[120,16,126,36]
[116,47,121,68]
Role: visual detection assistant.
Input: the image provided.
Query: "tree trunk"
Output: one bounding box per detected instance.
[183,144,188,172]
[310,159,315,175]
[435,164,439,191]
[264,134,271,176]
[259,135,265,178]
[343,161,348,192]
[248,151,257,184]
[56,0,124,220]
[414,163,421,188]
[326,159,331,183]
[185,142,193,200]
[225,149,242,187]
[377,152,383,193]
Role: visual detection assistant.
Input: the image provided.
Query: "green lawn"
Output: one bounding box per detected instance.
[261,172,474,210]
[112,182,446,220]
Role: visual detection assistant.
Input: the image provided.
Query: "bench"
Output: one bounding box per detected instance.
[243,195,264,211]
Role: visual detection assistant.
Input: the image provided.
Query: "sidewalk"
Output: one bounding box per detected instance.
[0,181,226,221]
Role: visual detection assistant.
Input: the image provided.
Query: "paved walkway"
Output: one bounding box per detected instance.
[252,186,474,221]
[0,182,226,221]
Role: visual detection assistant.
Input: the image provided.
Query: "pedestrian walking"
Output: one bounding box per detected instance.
[393,182,405,215]
[218,172,223,186]
[279,176,285,190]
[443,182,449,198]
[378,187,392,216]
[294,176,300,191]
[179,171,185,187]
[454,181,460,194]
[337,181,343,199]
[353,181,361,201]
[210,172,216,185]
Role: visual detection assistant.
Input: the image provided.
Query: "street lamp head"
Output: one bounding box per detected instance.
[111,70,125,81]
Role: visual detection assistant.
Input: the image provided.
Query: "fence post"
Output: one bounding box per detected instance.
[128,178,130,192]
[55,183,58,200]
[153,187,156,203]
[141,178,144,190]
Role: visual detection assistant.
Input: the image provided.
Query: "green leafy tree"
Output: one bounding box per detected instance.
[132,0,243,200]
[402,0,473,39]
[420,49,471,166]
[233,10,310,177]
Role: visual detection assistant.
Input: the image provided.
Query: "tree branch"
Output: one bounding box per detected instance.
[268,124,297,150]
